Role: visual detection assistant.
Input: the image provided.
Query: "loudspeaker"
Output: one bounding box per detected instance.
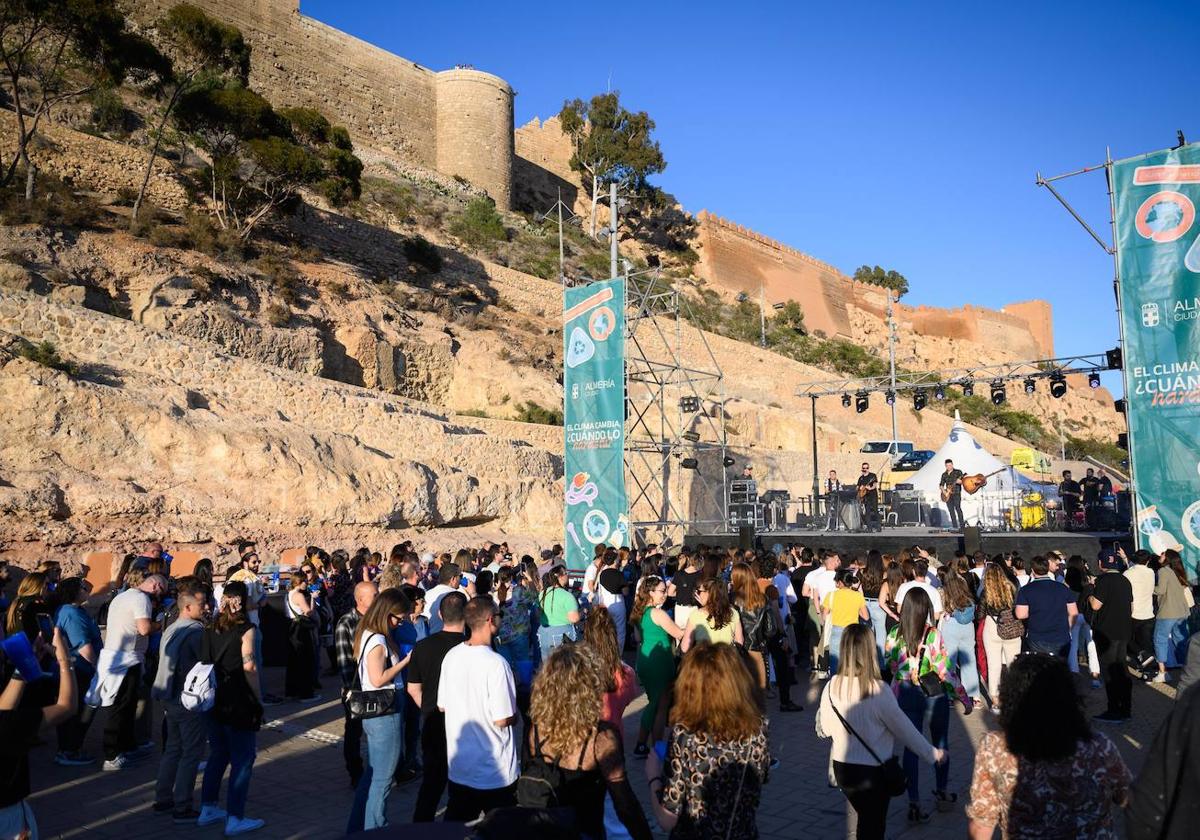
[898,501,927,526]
[964,525,982,556]
[738,525,755,551]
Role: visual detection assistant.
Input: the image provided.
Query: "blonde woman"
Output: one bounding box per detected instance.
[520,645,653,840]
[681,578,743,652]
[980,564,1022,709]
[818,624,945,839]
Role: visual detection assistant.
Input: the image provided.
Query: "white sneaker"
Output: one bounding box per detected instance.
[196,805,227,827]
[224,816,265,836]
[102,754,131,771]
[1151,672,1166,684]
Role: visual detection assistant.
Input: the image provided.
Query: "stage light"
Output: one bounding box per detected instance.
[934,385,945,401]
[855,392,869,414]
[1023,377,1036,394]
[679,396,700,412]
[1116,433,1128,450]
[1049,373,1067,398]
[681,431,700,442]
[913,390,927,411]
[990,380,1006,405]
[1106,347,1123,370]
[1088,372,1101,389]
[961,380,974,397]
[885,390,896,406]
[681,457,699,470]
[722,455,736,467]
[841,393,851,408]
[1114,398,1126,414]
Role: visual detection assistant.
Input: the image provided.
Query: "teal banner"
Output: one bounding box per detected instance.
[563,278,628,573]
[1113,142,1200,574]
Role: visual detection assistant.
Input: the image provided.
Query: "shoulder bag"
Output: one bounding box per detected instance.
[829,698,908,797]
[912,638,945,698]
[343,633,397,720]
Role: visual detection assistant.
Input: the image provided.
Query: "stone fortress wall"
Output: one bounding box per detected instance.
[124,0,516,208]
[118,0,1062,360]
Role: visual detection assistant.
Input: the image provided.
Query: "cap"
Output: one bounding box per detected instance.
[420,552,435,565]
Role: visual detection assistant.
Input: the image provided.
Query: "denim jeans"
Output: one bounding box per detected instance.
[155,703,207,809]
[896,683,949,802]
[537,624,576,657]
[348,711,403,832]
[829,624,846,673]
[497,638,533,689]
[865,600,888,666]
[200,720,257,819]
[1154,617,1189,669]
[940,618,979,699]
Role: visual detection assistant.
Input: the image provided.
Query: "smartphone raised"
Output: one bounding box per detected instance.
[35,612,54,641]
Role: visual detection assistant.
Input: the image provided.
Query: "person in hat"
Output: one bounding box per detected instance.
[1090,551,1134,724]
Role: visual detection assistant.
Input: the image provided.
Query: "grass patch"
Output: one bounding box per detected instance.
[513,401,563,426]
[16,339,77,375]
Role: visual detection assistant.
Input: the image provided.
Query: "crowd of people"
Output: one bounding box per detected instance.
[0,537,1195,839]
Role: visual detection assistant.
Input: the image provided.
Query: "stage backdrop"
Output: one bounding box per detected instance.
[562,278,628,574]
[1113,141,1200,573]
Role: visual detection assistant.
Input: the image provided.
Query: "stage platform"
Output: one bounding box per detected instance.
[684,527,1134,559]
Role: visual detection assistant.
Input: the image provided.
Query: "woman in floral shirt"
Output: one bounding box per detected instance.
[885,587,974,823]
[495,565,537,687]
[967,654,1131,839]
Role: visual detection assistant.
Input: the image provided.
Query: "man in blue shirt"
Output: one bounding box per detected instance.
[1015,555,1078,658]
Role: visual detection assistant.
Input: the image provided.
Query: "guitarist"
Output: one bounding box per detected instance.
[939,459,966,531]
[1059,469,1082,527]
[856,462,880,532]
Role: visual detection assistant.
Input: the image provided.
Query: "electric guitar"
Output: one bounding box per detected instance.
[941,468,1006,502]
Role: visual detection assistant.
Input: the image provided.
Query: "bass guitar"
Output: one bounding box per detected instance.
[941,468,1006,502]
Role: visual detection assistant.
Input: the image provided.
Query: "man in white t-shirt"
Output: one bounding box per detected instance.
[895,559,944,619]
[802,552,840,671]
[100,574,165,769]
[438,597,518,821]
[423,563,462,634]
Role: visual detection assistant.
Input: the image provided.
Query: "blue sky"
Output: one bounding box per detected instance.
[305,1,1198,390]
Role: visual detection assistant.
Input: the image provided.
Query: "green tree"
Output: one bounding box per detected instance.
[0,0,164,198]
[131,2,250,222]
[449,196,506,249]
[774,299,806,332]
[852,264,910,298]
[558,91,665,237]
[174,83,361,240]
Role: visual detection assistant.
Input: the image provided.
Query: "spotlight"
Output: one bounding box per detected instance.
[1113,398,1126,414]
[1049,373,1067,398]
[961,380,974,397]
[934,384,945,401]
[841,393,852,408]
[1116,433,1128,450]
[1106,347,1122,370]
[990,380,1006,405]
[1023,377,1036,395]
[681,457,699,470]
[722,455,736,468]
[855,392,869,414]
[913,390,927,411]
[885,390,896,406]
[679,396,701,412]
[1088,372,1101,389]
[681,431,700,442]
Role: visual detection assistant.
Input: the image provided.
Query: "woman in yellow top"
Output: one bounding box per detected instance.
[824,569,869,673]
[681,578,744,651]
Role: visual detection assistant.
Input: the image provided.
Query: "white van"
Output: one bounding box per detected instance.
[859,440,915,465]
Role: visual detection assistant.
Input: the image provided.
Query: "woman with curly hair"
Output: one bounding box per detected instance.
[681,578,743,652]
[520,644,653,840]
[630,576,684,758]
[645,642,770,839]
[967,654,1131,839]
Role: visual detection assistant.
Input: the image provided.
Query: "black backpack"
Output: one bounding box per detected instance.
[516,726,589,812]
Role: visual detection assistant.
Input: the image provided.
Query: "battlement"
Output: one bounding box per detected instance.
[696,210,849,280]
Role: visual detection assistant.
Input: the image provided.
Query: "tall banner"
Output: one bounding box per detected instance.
[563,278,628,573]
[1113,142,1200,573]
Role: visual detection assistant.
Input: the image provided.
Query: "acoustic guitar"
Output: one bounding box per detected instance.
[941,468,1006,502]
[856,481,876,502]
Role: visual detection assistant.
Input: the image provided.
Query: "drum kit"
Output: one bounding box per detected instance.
[1001,490,1063,532]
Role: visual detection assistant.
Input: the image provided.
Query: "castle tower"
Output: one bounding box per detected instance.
[435,68,515,210]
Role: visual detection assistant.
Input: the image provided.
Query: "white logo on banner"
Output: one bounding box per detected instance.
[1142,302,1160,327]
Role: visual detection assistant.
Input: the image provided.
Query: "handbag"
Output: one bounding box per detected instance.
[343,633,397,720]
[828,698,908,797]
[913,640,944,698]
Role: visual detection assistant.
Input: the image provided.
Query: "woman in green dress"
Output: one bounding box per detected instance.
[631,575,684,757]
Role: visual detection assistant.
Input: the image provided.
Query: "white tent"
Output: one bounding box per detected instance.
[901,412,1034,527]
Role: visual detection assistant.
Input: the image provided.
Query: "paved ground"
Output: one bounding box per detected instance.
[26,663,1178,839]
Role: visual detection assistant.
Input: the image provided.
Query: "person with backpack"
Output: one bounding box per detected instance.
[152,577,211,823]
[517,643,652,839]
[195,580,266,836]
[979,564,1023,711]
